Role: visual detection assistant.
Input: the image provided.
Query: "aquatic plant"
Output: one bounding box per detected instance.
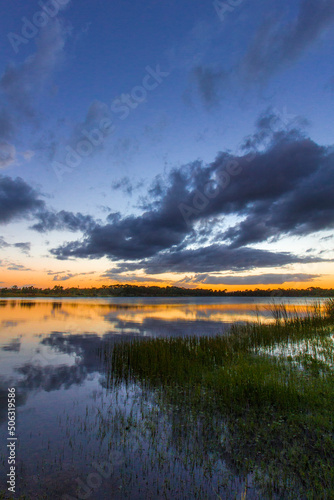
[104,300,334,498]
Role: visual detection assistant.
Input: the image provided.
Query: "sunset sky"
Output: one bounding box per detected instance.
[0,0,334,290]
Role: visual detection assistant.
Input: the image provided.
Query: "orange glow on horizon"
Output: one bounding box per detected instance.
[0,268,333,292]
[1,259,334,292]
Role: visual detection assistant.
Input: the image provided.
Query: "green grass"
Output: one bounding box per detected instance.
[105,300,334,498]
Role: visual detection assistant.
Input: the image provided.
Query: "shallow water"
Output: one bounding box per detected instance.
[0,297,327,499]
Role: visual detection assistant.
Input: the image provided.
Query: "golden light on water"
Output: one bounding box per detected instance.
[0,298,327,341]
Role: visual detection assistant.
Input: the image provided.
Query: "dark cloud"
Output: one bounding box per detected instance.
[0,237,30,253]
[0,111,327,277]
[52,271,95,281]
[0,175,45,223]
[101,269,165,283]
[111,176,144,196]
[192,66,227,107]
[51,114,334,272]
[1,321,18,327]
[7,264,32,271]
[243,0,334,81]
[2,177,93,235]
[53,273,76,281]
[31,210,96,233]
[17,363,88,392]
[118,245,323,275]
[224,143,334,247]
[15,332,104,392]
[84,100,110,126]
[0,330,127,423]
[240,107,309,150]
[2,338,21,352]
[191,273,321,286]
[14,242,31,253]
[51,170,191,259]
[321,234,334,241]
[12,329,154,395]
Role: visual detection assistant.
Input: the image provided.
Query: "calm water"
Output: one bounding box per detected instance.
[0,297,326,499]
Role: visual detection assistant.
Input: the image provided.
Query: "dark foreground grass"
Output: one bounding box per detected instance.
[105,300,334,499]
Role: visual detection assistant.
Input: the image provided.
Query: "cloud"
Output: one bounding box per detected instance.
[321,234,334,241]
[187,1,334,105]
[240,107,308,150]
[0,237,30,254]
[52,273,76,281]
[223,142,334,247]
[13,242,31,254]
[0,142,16,169]
[14,330,141,395]
[50,112,334,273]
[7,264,32,271]
[58,100,111,158]
[192,66,227,107]
[2,338,21,352]
[0,111,327,277]
[31,210,96,233]
[0,237,10,248]
[101,269,165,283]
[0,175,45,224]
[17,363,88,392]
[52,271,95,281]
[51,196,189,261]
[0,19,69,121]
[0,19,70,172]
[190,273,321,286]
[15,331,127,393]
[111,176,144,196]
[115,245,323,275]
[243,0,334,81]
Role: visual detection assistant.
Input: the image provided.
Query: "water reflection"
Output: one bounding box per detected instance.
[1,337,21,352]
[0,297,328,498]
[0,297,324,338]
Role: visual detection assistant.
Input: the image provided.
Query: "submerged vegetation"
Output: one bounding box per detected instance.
[103,300,334,498]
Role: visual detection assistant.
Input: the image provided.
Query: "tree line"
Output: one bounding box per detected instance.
[0,284,333,297]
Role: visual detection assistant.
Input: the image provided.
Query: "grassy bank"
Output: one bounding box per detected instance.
[105,300,334,498]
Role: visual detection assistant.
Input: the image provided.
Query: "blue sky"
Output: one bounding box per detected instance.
[0,0,334,288]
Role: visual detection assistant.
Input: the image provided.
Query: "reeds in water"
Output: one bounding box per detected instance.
[102,299,334,498]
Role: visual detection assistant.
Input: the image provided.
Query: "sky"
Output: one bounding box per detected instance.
[0,0,334,290]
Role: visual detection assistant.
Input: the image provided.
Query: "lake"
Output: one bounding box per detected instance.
[0,297,327,499]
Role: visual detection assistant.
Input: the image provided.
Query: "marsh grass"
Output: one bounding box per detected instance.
[105,300,334,498]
